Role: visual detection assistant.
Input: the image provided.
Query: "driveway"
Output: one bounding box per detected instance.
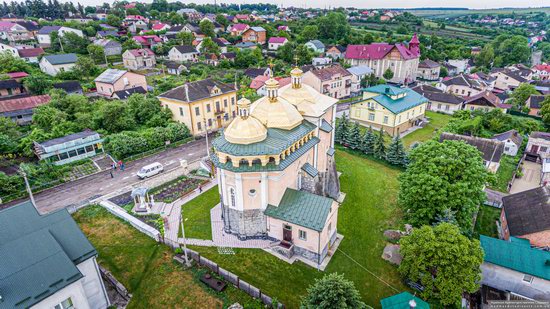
[509,161,542,194]
[3,137,210,214]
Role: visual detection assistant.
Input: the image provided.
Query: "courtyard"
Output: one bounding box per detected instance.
[402,111,452,147]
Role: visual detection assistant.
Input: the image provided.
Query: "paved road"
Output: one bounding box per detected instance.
[5,137,210,214]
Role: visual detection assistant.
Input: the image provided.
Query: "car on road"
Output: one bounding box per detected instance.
[137,162,164,179]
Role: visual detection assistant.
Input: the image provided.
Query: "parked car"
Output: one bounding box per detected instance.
[137,162,164,179]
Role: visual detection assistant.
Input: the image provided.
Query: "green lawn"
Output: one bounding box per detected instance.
[474,206,501,238]
[182,186,220,239]
[73,206,260,309]
[402,111,452,148]
[488,155,520,193]
[190,149,407,308]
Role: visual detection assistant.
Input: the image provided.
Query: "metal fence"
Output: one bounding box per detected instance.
[179,248,284,309]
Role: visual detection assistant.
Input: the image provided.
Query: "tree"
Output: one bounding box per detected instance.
[61,32,89,54]
[373,129,386,159]
[540,96,550,127]
[24,75,53,95]
[300,25,318,42]
[32,105,68,131]
[199,19,215,38]
[316,12,350,42]
[94,100,136,133]
[383,68,394,80]
[399,223,483,306]
[509,83,539,109]
[215,14,229,28]
[335,115,349,144]
[87,44,106,64]
[345,122,361,149]
[439,66,448,78]
[106,14,121,27]
[491,34,530,66]
[398,140,488,232]
[74,56,98,78]
[386,135,407,166]
[176,31,194,46]
[301,273,366,309]
[122,38,141,51]
[199,37,221,55]
[475,44,495,68]
[360,126,376,154]
[0,51,32,73]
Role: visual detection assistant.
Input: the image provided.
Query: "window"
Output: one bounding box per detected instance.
[299,230,307,240]
[224,99,228,107]
[229,188,236,207]
[328,222,332,234]
[85,145,94,152]
[54,298,74,309]
[68,150,77,157]
[368,113,375,121]
[540,147,548,153]
[523,274,534,283]
[398,115,401,122]
[383,116,388,124]
[208,119,212,127]
[231,97,235,105]
[355,109,360,117]
[232,111,236,118]
[249,189,256,196]
[77,147,86,155]
[445,105,450,111]
[437,103,442,109]
[179,107,184,116]
[197,122,202,130]
[206,104,211,113]
[195,107,200,116]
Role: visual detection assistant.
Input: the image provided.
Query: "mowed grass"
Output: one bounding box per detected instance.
[489,155,519,193]
[402,111,452,148]
[191,149,407,308]
[474,205,502,238]
[182,186,220,239]
[73,206,257,309]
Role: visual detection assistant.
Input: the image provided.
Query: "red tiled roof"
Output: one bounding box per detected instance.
[128,48,154,57]
[7,72,28,78]
[17,47,44,58]
[268,37,287,44]
[152,23,167,30]
[533,64,550,72]
[346,42,419,60]
[0,95,50,113]
[231,23,249,31]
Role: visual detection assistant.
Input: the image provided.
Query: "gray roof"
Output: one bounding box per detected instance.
[172,45,198,54]
[235,42,257,48]
[492,130,523,147]
[0,79,22,90]
[347,65,373,76]
[37,130,100,147]
[319,119,333,133]
[301,162,319,177]
[97,30,119,37]
[249,26,266,32]
[94,69,127,84]
[419,59,441,68]
[113,86,147,100]
[158,78,236,103]
[43,53,78,65]
[53,81,82,93]
[327,147,335,156]
[439,132,504,163]
[307,40,325,50]
[37,25,61,34]
[503,186,550,237]
[530,131,550,141]
[0,201,97,309]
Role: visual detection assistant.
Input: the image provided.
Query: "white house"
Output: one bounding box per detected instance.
[39,53,78,76]
[304,39,325,54]
[0,42,19,57]
[447,59,470,74]
[36,26,84,47]
[347,65,374,95]
[0,201,111,309]
[526,131,550,157]
[493,130,523,157]
[267,37,288,51]
[168,45,199,63]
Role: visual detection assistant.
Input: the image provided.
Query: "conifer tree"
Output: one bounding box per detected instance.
[373,128,386,159]
[346,122,361,150]
[335,114,349,144]
[360,126,376,155]
[386,135,408,166]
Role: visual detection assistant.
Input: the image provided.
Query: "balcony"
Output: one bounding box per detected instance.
[214,109,225,116]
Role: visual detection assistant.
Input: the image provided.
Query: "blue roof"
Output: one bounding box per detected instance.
[480,235,550,281]
[358,85,428,114]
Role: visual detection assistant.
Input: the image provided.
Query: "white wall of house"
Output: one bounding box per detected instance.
[502,140,519,156]
[426,101,462,114]
[347,57,419,84]
[39,59,76,76]
[481,262,550,300]
[526,136,550,155]
[168,48,198,62]
[0,43,19,57]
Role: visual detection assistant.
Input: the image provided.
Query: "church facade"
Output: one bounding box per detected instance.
[211,67,341,264]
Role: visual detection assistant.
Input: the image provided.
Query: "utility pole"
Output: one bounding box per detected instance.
[179,213,191,267]
[19,168,36,208]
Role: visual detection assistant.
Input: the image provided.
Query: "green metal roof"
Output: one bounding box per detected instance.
[264,188,334,231]
[480,235,550,281]
[212,120,316,157]
[319,119,333,133]
[380,292,430,309]
[212,136,320,173]
[364,84,408,96]
[357,85,428,114]
[0,201,97,308]
[301,162,318,177]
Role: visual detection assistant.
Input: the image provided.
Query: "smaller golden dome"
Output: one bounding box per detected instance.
[290,66,303,76]
[224,99,267,144]
[250,96,303,130]
[237,97,252,108]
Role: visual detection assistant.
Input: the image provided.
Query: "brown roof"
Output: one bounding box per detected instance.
[439,132,504,163]
[418,59,440,69]
[0,95,50,113]
[309,64,351,81]
[464,91,501,107]
[503,186,550,237]
[17,48,44,58]
[158,78,235,103]
[530,131,550,141]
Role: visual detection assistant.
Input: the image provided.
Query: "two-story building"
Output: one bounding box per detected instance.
[303,65,352,99]
[94,69,147,97]
[417,59,441,81]
[122,48,156,70]
[439,74,488,98]
[411,84,463,114]
[350,84,428,136]
[168,45,199,62]
[241,26,267,45]
[228,23,249,36]
[158,79,238,136]
[0,42,19,57]
[39,53,78,76]
[493,130,523,157]
[36,26,83,47]
[491,69,528,91]
[346,65,373,96]
[526,131,550,158]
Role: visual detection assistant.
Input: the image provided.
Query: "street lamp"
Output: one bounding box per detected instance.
[203,118,210,159]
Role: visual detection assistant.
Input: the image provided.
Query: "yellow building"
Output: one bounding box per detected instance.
[157,79,237,135]
[349,85,428,136]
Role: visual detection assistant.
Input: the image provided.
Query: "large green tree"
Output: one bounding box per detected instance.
[301,273,366,309]
[540,96,550,127]
[316,12,350,42]
[373,129,386,159]
[386,136,407,166]
[491,34,530,66]
[398,140,488,231]
[399,223,484,306]
[199,20,215,38]
[509,83,539,109]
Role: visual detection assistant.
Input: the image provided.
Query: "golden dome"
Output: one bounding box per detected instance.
[279,83,339,117]
[224,98,267,144]
[290,66,303,76]
[250,95,303,130]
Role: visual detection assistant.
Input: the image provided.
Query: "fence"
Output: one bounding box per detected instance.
[507,154,526,192]
[176,248,284,309]
[115,136,195,163]
[99,200,161,242]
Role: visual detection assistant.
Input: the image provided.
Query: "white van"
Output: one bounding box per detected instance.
[137,162,164,179]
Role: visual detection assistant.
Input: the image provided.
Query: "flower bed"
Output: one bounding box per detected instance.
[151,176,206,203]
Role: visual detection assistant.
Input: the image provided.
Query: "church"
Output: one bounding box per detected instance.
[211,66,341,264]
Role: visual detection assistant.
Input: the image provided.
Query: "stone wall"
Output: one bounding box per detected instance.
[223,205,267,240]
[300,172,318,194]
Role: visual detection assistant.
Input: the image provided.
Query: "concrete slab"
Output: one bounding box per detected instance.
[510,161,542,194]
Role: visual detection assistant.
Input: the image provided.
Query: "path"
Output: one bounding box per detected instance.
[510,161,542,194]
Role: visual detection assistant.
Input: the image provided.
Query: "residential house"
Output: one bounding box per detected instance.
[0,21,33,42]
[177,8,202,21]
[157,78,238,136]
[526,131,550,159]
[311,57,332,69]
[491,69,528,91]
[0,94,50,124]
[152,22,170,32]
[250,75,291,96]
[94,69,147,97]
[470,71,496,90]
[347,65,374,95]
[412,84,463,114]
[303,65,352,99]
[417,59,441,81]
[244,67,272,79]
[277,25,290,32]
[165,61,188,75]
[166,24,186,35]
[242,26,267,45]
[53,81,83,94]
[533,80,550,95]
[39,53,78,76]
[325,45,346,59]
[234,41,257,50]
[447,59,470,74]
[196,38,229,53]
[0,42,18,57]
[168,45,199,62]
[501,186,550,247]
[182,23,205,38]
[442,62,458,76]
[96,30,120,38]
[34,130,103,165]
[14,20,39,37]
[228,23,249,36]
[305,39,325,54]
[380,292,430,309]
[439,132,504,173]
[440,74,488,98]
[92,39,122,56]
[493,130,523,156]
[112,86,147,100]
[480,235,550,301]
[124,15,148,33]
[235,13,251,22]
[17,47,44,63]
[0,201,110,309]
[122,48,156,70]
[133,35,162,48]
[350,85,428,136]
[526,95,546,116]
[532,64,550,81]
[268,37,288,50]
[345,34,420,84]
[36,26,83,47]
[0,79,24,98]
[463,91,506,112]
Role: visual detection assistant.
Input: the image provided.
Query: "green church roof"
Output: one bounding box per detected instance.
[358,85,428,114]
[265,188,334,231]
[480,235,550,281]
[380,292,430,309]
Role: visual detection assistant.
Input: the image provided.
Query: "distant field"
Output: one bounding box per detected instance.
[351,21,490,41]
[405,7,550,19]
